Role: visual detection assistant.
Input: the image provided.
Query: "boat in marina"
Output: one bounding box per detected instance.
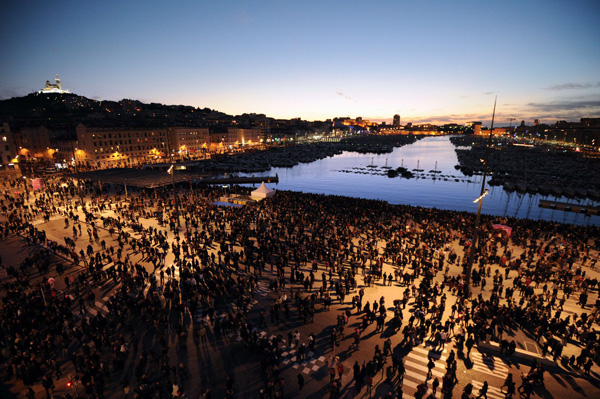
[527,185,538,194]
[429,161,441,173]
[551,186,563,197]
[538,185,551,196]
[413,160,424,172]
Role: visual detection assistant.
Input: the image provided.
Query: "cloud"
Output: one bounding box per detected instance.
[405,113,493,125]
[368,98,600,126]
[387,105,600,126]
[484,91,494,95]
[526,99,600,112]
[336,91,353,101]
[545,82,600,91]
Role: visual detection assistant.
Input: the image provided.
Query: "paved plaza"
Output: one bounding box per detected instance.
[1,178,599,399]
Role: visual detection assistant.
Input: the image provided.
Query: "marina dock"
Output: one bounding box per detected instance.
[197,175,279,185]
[539,199,599,215]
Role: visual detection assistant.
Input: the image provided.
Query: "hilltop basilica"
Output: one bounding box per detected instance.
[38,74,70,94]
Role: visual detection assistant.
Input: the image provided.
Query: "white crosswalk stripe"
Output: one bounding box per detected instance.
[401,346,446,399]
[256,280,270,296]
[411,345,446,360]
[472,380,506,399]
[95,300,109,312]
[400,345,503,399]
[401,380,441,399]
[404,362,445,379]
[86,296,111,317]
[470,351,509,379]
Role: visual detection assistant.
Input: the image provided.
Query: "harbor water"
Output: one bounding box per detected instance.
[244,136,600,226]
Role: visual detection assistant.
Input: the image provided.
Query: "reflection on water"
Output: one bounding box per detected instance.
[244,136,600,226]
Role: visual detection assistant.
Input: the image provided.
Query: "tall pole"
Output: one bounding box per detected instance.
[166,138,181,228]
[463,96,496,299]
[22,176,29,202]
[171,165,180,227]
[71,141,84,204]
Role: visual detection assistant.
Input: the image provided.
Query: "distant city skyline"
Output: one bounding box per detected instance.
[1,1,599,126]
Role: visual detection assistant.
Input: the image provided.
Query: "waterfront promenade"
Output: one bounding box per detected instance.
[1,178,599,399]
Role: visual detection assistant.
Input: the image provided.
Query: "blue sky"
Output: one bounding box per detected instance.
[1,0,599,125]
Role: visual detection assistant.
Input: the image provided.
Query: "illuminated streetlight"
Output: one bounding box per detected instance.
[472,189,489,203]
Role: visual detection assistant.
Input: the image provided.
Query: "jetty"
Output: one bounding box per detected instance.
[197,175,278,185]
[76,168,277,189]
[539,199,599,215]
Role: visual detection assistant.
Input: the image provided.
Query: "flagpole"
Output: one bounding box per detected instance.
[463,96,496,299]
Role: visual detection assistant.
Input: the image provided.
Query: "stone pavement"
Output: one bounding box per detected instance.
[1,187,599,398]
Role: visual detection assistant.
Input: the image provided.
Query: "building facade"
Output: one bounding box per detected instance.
[0,123,19,175]
[76,124,169,167]
[168,127,210,159]
[210,128,238,152]
[233,127,262,146]
[14,125,53,159]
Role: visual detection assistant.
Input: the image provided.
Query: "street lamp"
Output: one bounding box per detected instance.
[166,140,180,228]
[71,143,85,202]
[22,175,29,201]
[472,189,489,204]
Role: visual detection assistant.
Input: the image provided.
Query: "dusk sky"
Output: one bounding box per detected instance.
[1,0,599,126]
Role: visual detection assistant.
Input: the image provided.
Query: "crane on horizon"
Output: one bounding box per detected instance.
[508,118,516,130]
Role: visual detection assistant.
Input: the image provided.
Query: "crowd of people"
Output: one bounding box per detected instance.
[0,175,599,399]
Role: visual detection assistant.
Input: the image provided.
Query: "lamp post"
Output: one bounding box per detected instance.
[22,175,29,201]
[72,142,84,203]
[166,139,180,228]
[463,97,496,299]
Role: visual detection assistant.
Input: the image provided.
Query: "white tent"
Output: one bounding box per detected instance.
[251,182,276,199]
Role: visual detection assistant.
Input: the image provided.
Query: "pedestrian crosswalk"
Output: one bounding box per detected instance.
[255,331,327,375]
[85,296,111,317]
[255,280,270,296]
[396,343,512,399]
[401,345,445,399]
[471,350,509,379]
[472,380,506,399]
